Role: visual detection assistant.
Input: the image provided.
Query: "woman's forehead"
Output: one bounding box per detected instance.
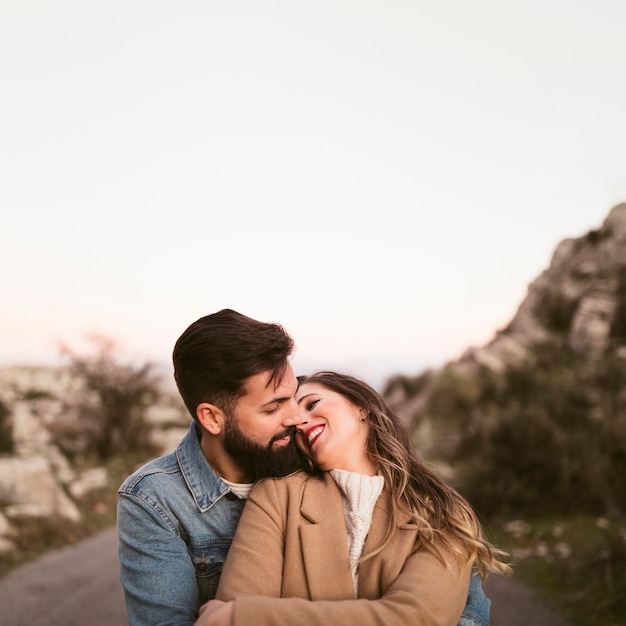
[295,380,326,398]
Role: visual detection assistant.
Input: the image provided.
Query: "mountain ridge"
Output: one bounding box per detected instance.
[459,203,626,374]
[383,203,626,489]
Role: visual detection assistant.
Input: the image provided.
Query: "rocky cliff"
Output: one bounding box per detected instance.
[384,203,626,479]
[462,203,626,372]
[0,365,188,555]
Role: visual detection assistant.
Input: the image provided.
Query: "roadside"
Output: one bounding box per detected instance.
[0,526,573,626]
[486,574,574,626]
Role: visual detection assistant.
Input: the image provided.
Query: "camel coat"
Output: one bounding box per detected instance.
[216,471,471,626]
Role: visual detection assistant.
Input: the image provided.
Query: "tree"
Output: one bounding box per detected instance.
[59,335,161,461]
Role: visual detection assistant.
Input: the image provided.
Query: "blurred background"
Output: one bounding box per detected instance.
[1,2,626,624]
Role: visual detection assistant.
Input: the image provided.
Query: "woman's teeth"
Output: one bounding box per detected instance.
[307,425,324,447]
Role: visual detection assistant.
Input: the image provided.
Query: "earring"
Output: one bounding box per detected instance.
[359,410,366,424]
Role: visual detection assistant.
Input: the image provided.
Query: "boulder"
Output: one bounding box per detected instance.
[0,457,81,523]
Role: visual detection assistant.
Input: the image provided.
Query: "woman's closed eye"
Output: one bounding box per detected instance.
[305,398,320,411]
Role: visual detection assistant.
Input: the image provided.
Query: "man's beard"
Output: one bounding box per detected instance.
[223,417,304,479]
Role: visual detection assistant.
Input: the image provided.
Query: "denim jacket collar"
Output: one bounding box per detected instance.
[176,421,232,513]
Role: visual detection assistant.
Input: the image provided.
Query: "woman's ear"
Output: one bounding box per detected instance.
[196,402,225,435]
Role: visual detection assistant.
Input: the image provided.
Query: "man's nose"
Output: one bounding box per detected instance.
[282,400,306,426]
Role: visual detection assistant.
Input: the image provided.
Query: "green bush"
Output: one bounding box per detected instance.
[428,340,626,520]
[491,516,626,626]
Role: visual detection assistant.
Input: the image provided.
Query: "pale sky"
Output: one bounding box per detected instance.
[2,1,625,387]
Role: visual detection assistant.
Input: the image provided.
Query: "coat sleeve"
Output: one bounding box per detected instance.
[230,548,470,626]
[215,478,287,599]
[216,478,472,626]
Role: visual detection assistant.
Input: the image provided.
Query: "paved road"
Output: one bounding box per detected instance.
[0,527,128,626]
[0,526,573,626]
[486,574,574,626]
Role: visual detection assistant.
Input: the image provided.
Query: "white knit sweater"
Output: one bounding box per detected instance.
[329,469,385,596]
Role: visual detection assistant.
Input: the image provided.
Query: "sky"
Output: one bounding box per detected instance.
[2,1,625,388]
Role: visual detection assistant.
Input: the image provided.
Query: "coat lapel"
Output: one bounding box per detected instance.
[357,491,420,599]
[298,474,355,600]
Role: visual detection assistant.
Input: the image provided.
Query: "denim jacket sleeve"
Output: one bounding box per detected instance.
[458,573,491,626]
[117,492,201,626]
[117,423,241,626]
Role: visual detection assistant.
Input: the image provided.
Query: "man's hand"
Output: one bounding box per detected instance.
[195,599,234,626]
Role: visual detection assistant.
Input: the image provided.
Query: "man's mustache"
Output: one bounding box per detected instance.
[269,426,297,446]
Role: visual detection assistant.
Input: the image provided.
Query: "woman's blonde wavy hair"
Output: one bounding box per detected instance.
[297,371,511,578]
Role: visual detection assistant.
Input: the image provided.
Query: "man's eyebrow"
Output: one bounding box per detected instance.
[260,394,293,408]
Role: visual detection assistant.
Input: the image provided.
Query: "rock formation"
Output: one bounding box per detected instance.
[460,203,626,373]
[383,203,626,469]
[0,365,187,554]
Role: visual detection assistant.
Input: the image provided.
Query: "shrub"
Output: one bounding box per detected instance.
[458,343,626,519]
[58,336,161,461]
[535,290,578,335]
[0,398,13,453]
[610,265,626,340]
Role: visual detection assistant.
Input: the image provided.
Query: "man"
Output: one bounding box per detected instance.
[117,309,304,625]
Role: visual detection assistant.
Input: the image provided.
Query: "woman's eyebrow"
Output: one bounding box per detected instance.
[296,393,315,406]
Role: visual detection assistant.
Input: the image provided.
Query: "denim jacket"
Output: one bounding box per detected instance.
[118,421,244,626]
[118,422,491,626]
[461,572,491,626]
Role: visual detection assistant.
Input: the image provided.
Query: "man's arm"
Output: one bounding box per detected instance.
[118,493,200,626]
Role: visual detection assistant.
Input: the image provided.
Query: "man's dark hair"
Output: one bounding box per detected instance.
[173,309,295,418]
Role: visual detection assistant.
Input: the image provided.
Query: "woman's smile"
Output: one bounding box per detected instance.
[304,424,325,448]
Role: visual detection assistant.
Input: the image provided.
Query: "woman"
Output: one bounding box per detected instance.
[199,371,510,626]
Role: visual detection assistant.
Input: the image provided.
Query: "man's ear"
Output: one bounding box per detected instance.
[196,403,225,435]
